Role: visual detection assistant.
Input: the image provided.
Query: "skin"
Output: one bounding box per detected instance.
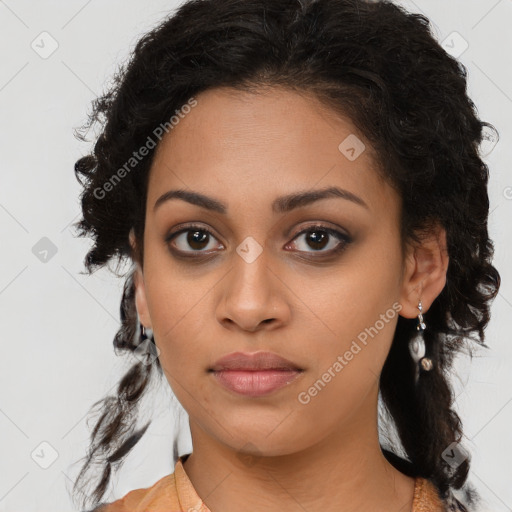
[130,86,449,512]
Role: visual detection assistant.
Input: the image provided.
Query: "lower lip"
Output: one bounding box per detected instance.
[211,369,303,397]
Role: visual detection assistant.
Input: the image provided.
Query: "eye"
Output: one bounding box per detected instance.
[286,225,351,254]
[165,223,352,259]
[166,224,223,255]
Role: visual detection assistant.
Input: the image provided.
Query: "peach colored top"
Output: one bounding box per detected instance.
[95,454,445,512]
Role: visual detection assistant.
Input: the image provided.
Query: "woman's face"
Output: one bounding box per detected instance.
[132,86,421,457]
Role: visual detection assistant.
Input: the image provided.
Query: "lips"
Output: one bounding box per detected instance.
[209,352,304,397]
[209,351,303,372]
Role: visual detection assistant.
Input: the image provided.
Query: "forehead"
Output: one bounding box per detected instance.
[147,86,397,216]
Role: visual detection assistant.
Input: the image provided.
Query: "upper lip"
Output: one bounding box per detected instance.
[210,351,303,371]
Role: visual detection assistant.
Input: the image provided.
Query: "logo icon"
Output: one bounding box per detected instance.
[31,441,59,469]
[32,237,58,263]
[134,337,160,365]
[236,442,263,467]
[236,236,263,264]
[441,31,469,59]
[31,32,59,59]
[441,441,469,469]
[338,134,366,161]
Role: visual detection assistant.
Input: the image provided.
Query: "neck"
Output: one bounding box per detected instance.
[181,388,415,512]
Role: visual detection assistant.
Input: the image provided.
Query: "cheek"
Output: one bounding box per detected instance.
[304,249,403,372]
[142,262,215,373]
[307,255,401,336]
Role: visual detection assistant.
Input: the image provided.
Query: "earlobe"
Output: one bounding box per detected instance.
[398,224,449,319]
[130,228,152,329]
[133,264,153,329]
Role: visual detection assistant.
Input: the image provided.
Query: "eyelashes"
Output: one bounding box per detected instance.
[167,225,221,254]
[285,225,351,254]
[165,223,352,260]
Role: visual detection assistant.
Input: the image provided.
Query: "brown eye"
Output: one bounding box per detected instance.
[288,225,351,254]
[304,230,329,250]
[184,230,210,251]
[166,225,223,255]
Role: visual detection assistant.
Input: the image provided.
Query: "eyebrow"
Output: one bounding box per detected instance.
[153,186,369,214]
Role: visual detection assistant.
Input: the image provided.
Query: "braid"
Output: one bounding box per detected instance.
[380,261,497,510]
[381,317,466,490]
[72,270,161,510]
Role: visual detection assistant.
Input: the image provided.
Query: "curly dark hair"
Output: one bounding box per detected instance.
[70,0,501,509]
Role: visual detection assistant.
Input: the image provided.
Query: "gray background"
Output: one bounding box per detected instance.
[0,1,510,510]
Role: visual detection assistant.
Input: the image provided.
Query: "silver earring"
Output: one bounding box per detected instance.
[135,323,158,364]
[408,300,433,384]
[140,323,153,341]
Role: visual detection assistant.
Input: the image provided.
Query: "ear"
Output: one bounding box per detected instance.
[129,228,152,329]
[398,222,449,319]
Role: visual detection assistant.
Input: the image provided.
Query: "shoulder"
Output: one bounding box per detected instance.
[413,476,445,511]
[414,476,482,512]
[85,473,178,512]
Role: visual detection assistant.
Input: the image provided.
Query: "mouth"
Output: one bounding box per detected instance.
[209,351,303,372]
[209,368,304,397]
[208,351,304,397]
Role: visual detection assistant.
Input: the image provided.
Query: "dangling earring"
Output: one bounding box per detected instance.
[408,300,433,384]
[140,323,153,342]
[135,322,159,364]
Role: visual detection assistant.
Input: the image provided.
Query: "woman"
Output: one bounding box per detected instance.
[71,0,500,510]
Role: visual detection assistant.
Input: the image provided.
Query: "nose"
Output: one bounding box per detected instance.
[216,247,291,333]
